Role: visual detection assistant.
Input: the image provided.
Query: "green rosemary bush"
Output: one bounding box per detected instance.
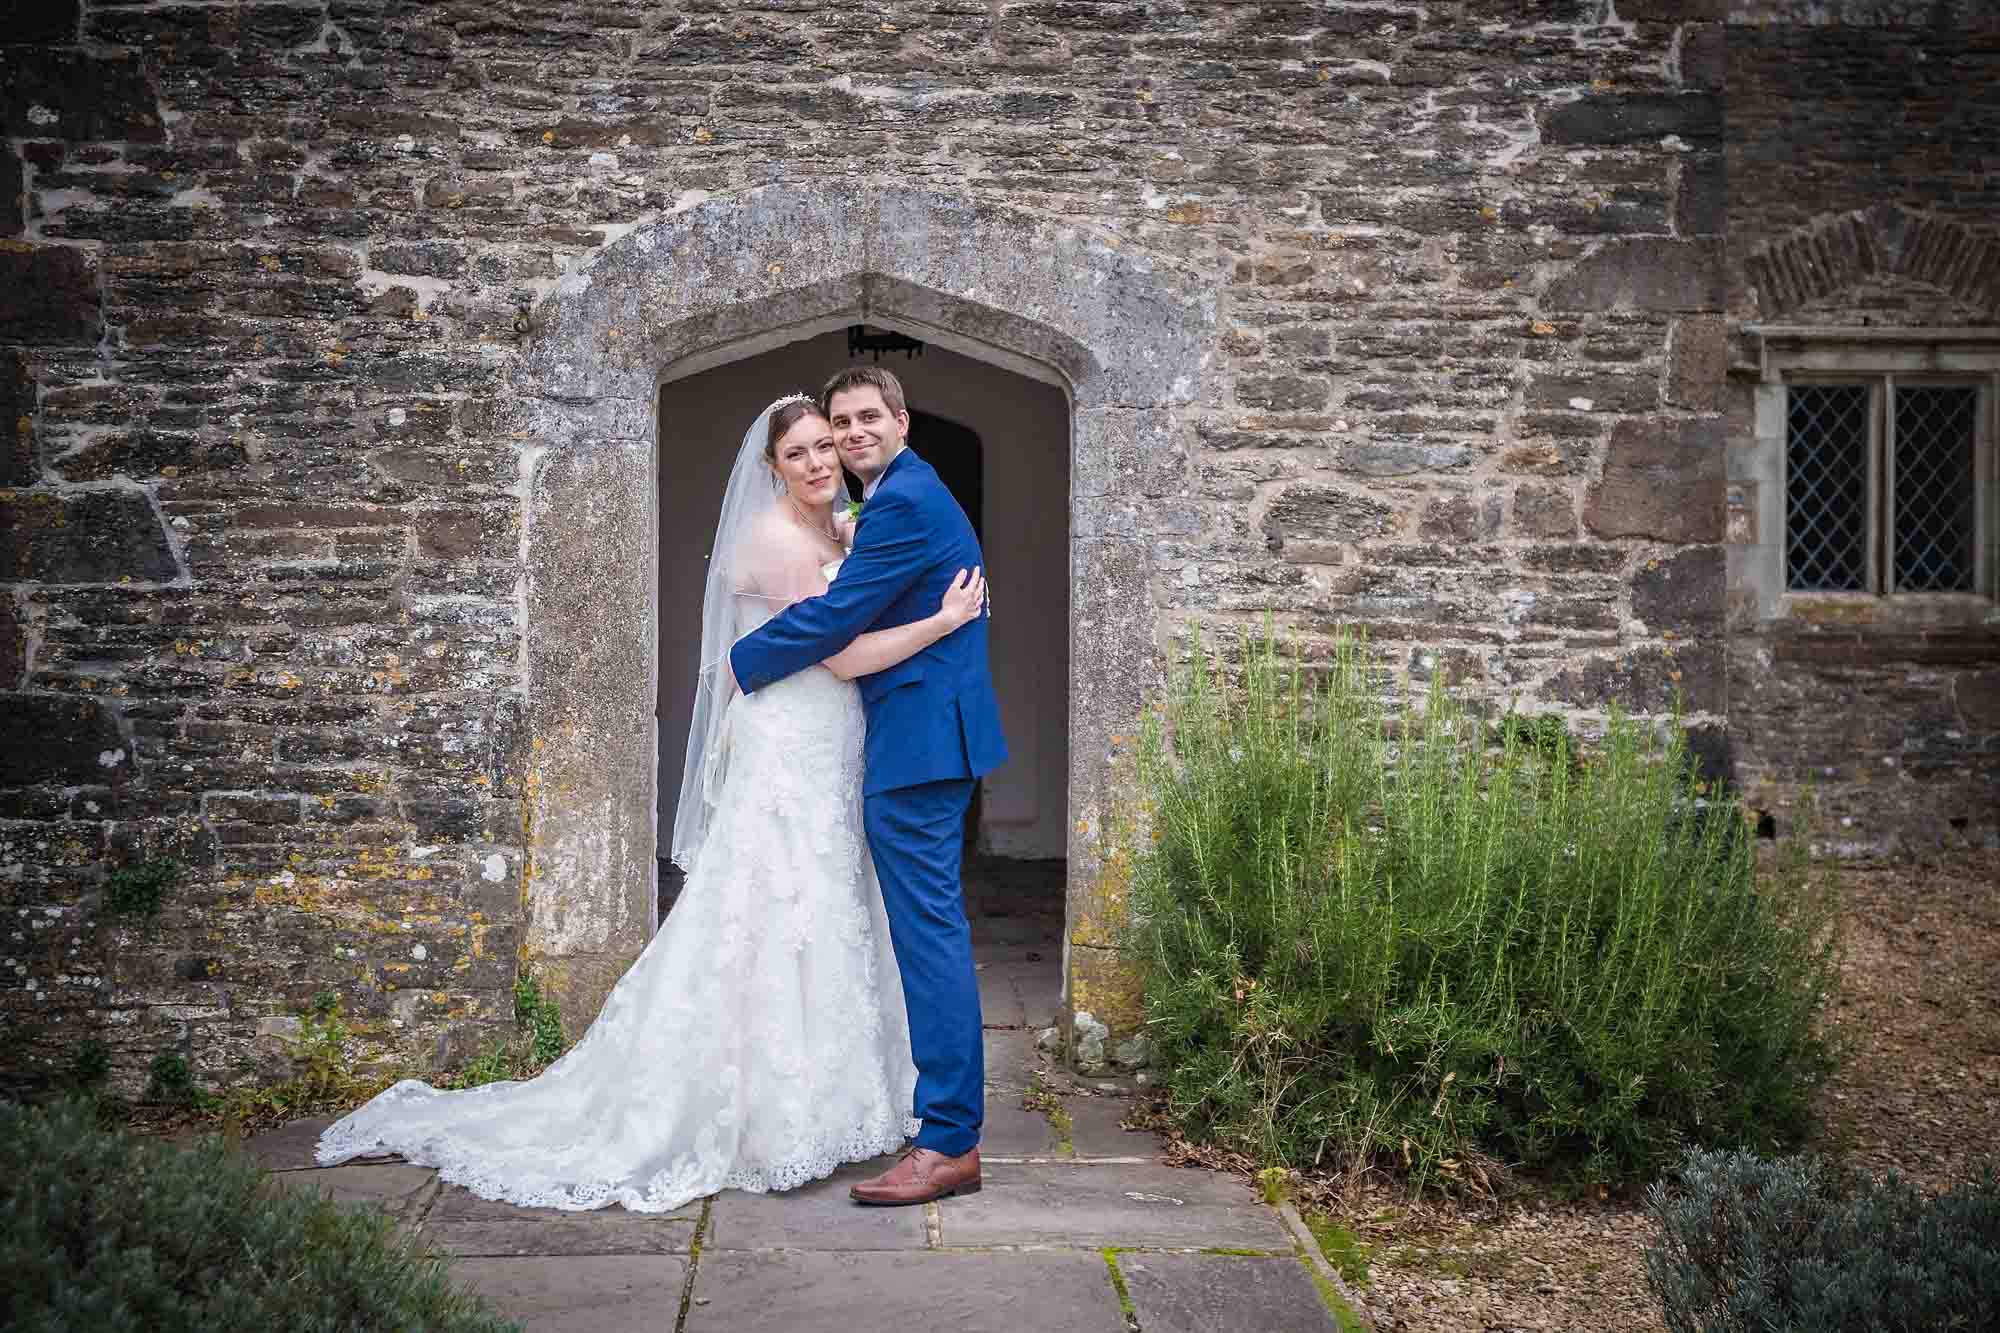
[1128,630,1840,1190]
[1643,1148,2000,1332]
[1,1097,518,1333]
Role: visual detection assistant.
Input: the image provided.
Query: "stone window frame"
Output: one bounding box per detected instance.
[1737,326,2000,623]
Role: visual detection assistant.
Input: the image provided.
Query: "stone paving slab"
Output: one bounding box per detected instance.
[265,1163,436,1219]
[238,1115,339,1171]
[976,962,1028,1029]
[982,1025,1039,1091]
[940,1162,1291,1251]
[974,958,1065,1031]
[1063,1094,1153,1158]
[420,1181,702,1257]
[705,1157,926,1252]
[451,1255,689,1333]
[979,1099,1060,1156]
[1014,963,1065,1030]
[1117,1251,1340,1333]
[687,1250,1126,1332]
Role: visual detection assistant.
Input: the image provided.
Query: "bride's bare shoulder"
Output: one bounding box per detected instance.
[730,511,820,597]
[738,508,806,553]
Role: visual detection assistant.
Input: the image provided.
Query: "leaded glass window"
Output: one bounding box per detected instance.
[1892,386,1980,592]
[1784,377,1990,595]
[1785,385,1871,591]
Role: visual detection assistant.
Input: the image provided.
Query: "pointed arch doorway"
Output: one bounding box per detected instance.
[513,186,1213,1043]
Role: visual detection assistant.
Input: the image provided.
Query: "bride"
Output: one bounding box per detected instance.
[315,394,987,1211]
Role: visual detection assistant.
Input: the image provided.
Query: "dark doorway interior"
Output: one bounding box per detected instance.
[901,409,984,544]
[656,332,1068,927]
[899,410,985,848]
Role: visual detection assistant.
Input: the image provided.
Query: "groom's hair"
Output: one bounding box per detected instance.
[820,365,907,418]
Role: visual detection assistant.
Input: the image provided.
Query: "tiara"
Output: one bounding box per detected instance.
[769,392,813,411]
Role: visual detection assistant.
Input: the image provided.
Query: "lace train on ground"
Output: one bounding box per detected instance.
[316,668,918,1212]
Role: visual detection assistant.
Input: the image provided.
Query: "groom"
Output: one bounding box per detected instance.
[729,365,1006,1206]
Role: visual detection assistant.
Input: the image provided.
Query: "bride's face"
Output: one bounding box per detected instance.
[770,413,842,508]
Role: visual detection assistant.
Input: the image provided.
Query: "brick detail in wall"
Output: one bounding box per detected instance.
[1743,205,2000,320]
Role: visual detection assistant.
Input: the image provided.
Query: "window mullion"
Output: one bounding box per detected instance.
[1982,377,1996,597]
[1875,376,1892,595]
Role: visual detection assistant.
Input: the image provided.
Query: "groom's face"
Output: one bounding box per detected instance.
[827,385,908,481]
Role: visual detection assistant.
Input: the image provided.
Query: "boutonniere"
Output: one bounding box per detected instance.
[844,498,863,523]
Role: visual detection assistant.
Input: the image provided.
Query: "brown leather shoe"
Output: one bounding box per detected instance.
[848,1146,981,1206]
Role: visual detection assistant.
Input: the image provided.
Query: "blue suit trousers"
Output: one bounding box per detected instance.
[864,778,982,1157]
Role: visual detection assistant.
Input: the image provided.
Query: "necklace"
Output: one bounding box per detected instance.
[788,496,841,551]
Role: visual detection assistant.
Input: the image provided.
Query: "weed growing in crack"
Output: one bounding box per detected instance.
[104,858,181,916]
[436,971,569,1091]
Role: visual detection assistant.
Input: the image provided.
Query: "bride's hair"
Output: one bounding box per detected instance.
[765,396,827,461]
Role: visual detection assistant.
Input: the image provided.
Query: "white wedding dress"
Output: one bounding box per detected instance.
[315,662,919,1211]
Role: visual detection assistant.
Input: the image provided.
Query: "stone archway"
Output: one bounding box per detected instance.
[510,186,1214,1036]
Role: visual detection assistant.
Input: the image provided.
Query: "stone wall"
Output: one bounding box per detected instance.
[0,0,1852,1096]
[1724,10,2000,856]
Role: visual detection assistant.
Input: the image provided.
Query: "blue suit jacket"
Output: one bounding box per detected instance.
[728,448,1008,797]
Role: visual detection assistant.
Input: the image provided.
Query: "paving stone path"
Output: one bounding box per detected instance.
[248,864,1357,1331]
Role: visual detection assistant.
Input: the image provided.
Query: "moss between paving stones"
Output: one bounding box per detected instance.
[1099,1249,1139,1330]
[1296,1252,1369,1333]
[1022,1075,1075,1156]
[1303,1212,1374,1289]
[673,1197,712,1332]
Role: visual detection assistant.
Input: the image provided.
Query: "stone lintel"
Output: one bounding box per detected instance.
[1545,239,1726,314]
